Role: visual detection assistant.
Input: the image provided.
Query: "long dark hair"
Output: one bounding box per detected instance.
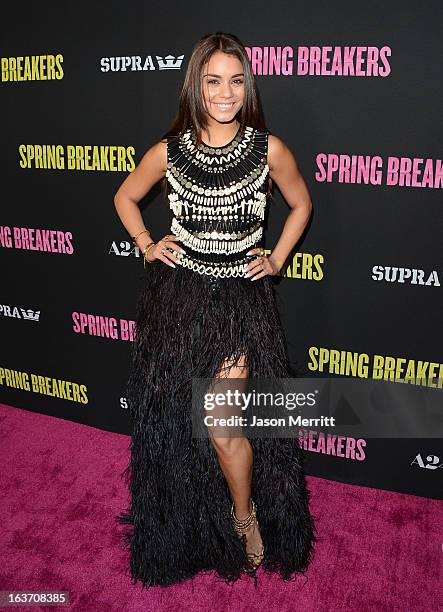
[161,32,269,142]
[160,32,273,199]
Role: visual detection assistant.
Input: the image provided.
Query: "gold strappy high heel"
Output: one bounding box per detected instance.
[231,498,265,574]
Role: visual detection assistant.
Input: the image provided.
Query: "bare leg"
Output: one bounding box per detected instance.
[207,354,264,568]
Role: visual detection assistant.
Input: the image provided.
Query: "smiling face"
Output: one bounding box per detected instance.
[201,51,245,124]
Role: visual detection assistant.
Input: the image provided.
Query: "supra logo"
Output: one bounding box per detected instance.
[372,265,440,286]
[411,453,442,471]
[157,55,184,70]
[100,54,184,72]
[109,240,142,258]
[0,305,40,321]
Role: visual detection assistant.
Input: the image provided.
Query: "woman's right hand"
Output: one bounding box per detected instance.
[145,234,186,268]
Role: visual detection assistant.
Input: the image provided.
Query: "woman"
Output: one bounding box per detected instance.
[115,31,317,588]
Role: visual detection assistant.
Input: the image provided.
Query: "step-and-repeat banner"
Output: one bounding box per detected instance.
[1,3,441,499]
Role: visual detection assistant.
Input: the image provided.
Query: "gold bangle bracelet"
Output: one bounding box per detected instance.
[142,242,156,268]
[132,228,151,244]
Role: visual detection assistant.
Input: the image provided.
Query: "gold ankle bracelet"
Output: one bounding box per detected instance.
[231,499,257,536]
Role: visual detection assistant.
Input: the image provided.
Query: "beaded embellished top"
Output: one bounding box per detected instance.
[165,123,269,279]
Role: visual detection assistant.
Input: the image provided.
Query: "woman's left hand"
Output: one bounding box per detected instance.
[244,248,280,280]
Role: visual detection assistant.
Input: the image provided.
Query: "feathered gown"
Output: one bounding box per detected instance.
[116,123,317,588]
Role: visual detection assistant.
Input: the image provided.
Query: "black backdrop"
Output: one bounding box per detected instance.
[1,2,442,500]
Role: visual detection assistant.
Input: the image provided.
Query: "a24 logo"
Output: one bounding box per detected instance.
[110,240,141,258]
[411,454,442,470]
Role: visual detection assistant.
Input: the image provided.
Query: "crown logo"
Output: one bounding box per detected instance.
[156,55,184,70]
[20,308,40,321]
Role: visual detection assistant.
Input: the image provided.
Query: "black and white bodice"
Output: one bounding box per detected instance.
[165,123,269,279]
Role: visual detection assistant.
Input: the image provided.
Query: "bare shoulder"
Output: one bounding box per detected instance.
[114,138,168,202]
[267,133,297,173]
[138,138,168,175]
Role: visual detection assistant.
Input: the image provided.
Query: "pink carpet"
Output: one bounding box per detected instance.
[0,403,440,612]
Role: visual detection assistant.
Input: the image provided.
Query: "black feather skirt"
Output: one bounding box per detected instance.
[116,262,317,588]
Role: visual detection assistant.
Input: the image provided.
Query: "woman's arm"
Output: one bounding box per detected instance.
[267,134,313,272]
[113,140,168,251]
